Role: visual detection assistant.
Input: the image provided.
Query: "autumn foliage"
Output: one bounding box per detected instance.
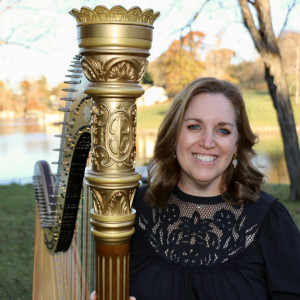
[0,30,298,116]
[149,31,206,97]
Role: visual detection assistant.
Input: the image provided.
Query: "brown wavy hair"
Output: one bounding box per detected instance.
[145,77,264,207]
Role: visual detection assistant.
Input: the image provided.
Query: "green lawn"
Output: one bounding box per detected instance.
[241,89,300,128]
[263,183,300,226]
[0,184,35,300]
[137,100,171,130]
[137,89,300,130]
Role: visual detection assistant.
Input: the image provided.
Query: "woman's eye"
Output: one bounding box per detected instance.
[188,124,200,130]
[217,128,230,135]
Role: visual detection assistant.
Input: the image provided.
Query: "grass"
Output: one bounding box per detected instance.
[243,90,300,127]
[243,90,278,126]
[137,100,171,130]
[137,89,300,131]
[263,183,300,226]
[0,183,299,299]
[0,184,35,300]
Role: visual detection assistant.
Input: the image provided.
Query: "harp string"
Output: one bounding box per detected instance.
[32,182,95,300]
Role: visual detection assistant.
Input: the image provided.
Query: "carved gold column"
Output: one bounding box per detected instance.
[69,6,159,300]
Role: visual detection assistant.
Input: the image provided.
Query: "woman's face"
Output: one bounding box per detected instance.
[176,93,238,196]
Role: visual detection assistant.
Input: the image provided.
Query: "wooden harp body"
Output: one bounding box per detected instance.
[32,6,159,300]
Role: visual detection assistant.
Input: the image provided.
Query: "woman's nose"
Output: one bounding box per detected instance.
[199,130,216,149]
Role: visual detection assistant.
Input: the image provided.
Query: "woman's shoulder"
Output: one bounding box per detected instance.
[256,190,292,221]
[247,190,276,214]
[255,190,299,236]
[258,190,276,202]
[241,190,281,229]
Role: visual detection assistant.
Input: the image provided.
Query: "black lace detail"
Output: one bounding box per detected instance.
[138,192,259,268]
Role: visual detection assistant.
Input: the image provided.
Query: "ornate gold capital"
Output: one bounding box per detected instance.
[69,5,160,26]
[81,56,148,83]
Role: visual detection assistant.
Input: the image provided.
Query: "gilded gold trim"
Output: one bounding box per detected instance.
[90,209,136,243]
[81,56,148,83]
[69,5,160,26]
[78,23,153,40]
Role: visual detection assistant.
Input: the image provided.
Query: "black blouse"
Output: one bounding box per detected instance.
[130,186,300,299]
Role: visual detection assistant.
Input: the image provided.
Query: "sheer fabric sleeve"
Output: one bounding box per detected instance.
[259,200,300,299]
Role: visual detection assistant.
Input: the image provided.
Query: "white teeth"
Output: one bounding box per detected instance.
[193,154,216,162]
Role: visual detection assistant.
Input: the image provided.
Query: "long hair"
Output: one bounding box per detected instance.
[145,77,264,207]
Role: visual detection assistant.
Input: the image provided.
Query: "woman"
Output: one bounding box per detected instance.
[92,77,300,299]
[129,77,300,299]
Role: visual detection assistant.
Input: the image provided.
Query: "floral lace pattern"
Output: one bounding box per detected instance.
[138,193,259,267]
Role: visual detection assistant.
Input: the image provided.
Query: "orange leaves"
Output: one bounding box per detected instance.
[151,31,205,96]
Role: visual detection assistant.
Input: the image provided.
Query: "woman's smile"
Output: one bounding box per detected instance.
[192,153,217,163]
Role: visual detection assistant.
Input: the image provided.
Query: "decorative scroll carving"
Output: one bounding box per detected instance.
[81,56,148,83]
[90,102,137,170]
[91,188,104,215]
[69,5,160,25]
[91,188,136,215]
[107,110,132,162]
[91,146,115,169]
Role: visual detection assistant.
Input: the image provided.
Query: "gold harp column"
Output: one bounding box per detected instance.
[69,6,159,300]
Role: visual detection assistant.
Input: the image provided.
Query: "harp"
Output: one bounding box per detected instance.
[32,5,159,300]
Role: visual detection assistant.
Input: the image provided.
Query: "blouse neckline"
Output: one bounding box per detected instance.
[173,186,225,205]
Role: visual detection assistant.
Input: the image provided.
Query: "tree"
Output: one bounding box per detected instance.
[229,58,265,88]
[238,0,300,201]
[150,31,205,96]
[142,71,154,84]
[278,31,300,102]
[0,80,15,111]
[205,48,236,81]
[19,76,50,113]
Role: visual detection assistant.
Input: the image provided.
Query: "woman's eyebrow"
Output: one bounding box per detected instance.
[218,121,235,127]
[184,118,235,127]
[184,118,202,122]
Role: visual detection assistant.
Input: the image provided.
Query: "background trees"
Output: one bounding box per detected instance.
[149,31,205,96]
[238,0,300,201]
[278,31,300,104]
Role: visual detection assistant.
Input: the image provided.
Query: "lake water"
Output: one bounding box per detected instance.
[0,119,289,185]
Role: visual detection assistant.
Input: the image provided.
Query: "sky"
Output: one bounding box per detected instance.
[0,0,299,90]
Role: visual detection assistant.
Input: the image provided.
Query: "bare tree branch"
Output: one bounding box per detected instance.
[180,0,210,33]
[238,0,263,49]
[255,0,279,51]
[0,0,22,16]
[0,0,53,51]
[278,0,297,37]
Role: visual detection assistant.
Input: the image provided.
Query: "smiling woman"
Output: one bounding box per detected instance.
[128,77,300,300]
[176,93,238,196]
[146,77,263,207]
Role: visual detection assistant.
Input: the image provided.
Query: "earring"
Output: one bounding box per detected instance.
[232,152,238,168]
[173,151,176,159]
